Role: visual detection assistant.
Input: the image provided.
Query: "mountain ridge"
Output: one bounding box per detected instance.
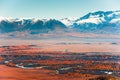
[0,10,120,34]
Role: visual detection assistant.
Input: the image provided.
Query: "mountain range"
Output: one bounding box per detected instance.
[0,10,120,35]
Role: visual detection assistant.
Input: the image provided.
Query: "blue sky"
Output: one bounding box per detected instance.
[0,0,120,19]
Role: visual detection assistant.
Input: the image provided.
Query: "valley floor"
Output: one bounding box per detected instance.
[0,43,120,80]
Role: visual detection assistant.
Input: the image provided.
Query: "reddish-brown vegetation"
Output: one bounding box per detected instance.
[0,45,120,80]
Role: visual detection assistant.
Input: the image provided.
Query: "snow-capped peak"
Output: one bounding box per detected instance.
[60,17,77,26]
[0,17,13,22]
[76,17,104,24]
[74,10,120,25]
[0,10,120,26]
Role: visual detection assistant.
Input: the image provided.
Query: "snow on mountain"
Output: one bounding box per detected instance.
[109,11,120,23]
[60,17,76,26]
[72,10,120,34]
[0,18,67,34]
[73,10,119,25]
[108,10,120,18]
[75,11,109,24]
[76,17,104,24]
[0,17,13,22]
[0,10,120,35]
[110,18,120,23]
